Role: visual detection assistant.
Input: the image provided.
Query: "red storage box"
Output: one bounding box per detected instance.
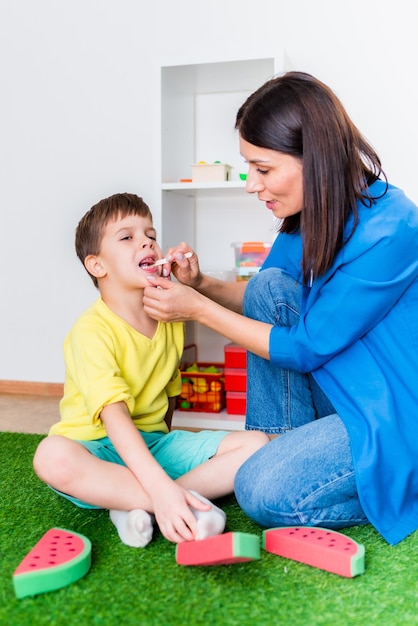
[225,368,247,392]
[226,391,246,415]
[224,343,247,369]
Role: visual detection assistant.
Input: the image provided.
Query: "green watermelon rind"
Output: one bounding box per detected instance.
[13,528,92,599]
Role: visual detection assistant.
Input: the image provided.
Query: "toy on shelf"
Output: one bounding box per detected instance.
[178,344,225,413]
[191,161,233,183]
[176,532,260,566]
[232,241,272,281]
[263,526,365,578]
[13,528,92,598]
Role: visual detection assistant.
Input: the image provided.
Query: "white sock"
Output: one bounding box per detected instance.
[109,509,154,548]
[189,490,226,540]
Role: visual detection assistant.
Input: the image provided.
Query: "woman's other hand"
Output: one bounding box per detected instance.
[161,243,202,288]
[144,277,202,322]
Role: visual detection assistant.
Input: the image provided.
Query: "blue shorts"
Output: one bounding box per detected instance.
[51,429,228,509]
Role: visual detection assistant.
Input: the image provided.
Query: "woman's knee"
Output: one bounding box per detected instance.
[234,417,358,528]
[234,442,286,526]
[243,269,275,318]
[234,445,311,528]
[243,268,302,324]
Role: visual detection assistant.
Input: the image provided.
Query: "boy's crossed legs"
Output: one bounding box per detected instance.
[33,428,269,547]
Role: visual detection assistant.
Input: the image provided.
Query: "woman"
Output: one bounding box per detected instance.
[143,72,418,545]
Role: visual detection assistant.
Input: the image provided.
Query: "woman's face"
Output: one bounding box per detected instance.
[240,136,303,219]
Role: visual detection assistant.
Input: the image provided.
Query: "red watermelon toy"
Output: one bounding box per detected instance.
[176,532,260,566]
[13,528,92,598]
[263,526,365,577]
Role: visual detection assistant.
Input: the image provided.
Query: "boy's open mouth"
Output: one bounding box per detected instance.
[139,256,157,269]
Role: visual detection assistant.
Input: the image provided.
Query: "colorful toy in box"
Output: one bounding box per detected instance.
[231,241,272,281]
[178,363,225,413]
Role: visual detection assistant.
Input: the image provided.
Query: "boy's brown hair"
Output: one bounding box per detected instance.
[75,192,152,287]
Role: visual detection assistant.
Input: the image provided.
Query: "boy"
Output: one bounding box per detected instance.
[33,193,268,547]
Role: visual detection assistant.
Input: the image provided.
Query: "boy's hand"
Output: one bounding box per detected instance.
[151,484,210,543]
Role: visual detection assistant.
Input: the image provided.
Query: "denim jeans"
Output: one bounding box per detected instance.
[234,268,368,530]
[243,268,335,433]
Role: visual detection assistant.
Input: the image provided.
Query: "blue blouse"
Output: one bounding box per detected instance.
[264,179,418,544]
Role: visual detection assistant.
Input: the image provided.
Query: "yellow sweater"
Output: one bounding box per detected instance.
[50,298,184,440]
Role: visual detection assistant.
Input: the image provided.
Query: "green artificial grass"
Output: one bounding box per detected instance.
[2,432,418,626]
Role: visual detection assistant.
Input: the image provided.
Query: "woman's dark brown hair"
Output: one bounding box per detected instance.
[236,71,385,283]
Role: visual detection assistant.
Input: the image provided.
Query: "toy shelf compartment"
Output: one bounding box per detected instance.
[178,344,225,413]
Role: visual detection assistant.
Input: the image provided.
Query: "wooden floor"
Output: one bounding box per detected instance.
[0,393,245,434]
[0,393,59,434]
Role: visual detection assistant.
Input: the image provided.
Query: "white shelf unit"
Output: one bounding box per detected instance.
[172,410,245,432]
[161,181,246,191]
[157,56,281,429]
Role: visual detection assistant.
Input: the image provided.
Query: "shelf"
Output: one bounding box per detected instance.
[157,55,281,429]
[172,409,245,432]
[162,181,246,192]
[158,56,279,270]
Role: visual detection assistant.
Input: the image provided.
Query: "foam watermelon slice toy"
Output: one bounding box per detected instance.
[176,532,260,566]
[263,526,365,578]
[13,528,92,598]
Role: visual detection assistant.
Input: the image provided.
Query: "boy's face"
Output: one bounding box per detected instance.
[89,213,164,289]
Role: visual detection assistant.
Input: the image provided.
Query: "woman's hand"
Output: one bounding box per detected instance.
[145,271,271,359]
[160,243,202,289]
[144,277,203,322]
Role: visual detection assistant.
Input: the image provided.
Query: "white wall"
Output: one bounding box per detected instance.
[1,0,417,383]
